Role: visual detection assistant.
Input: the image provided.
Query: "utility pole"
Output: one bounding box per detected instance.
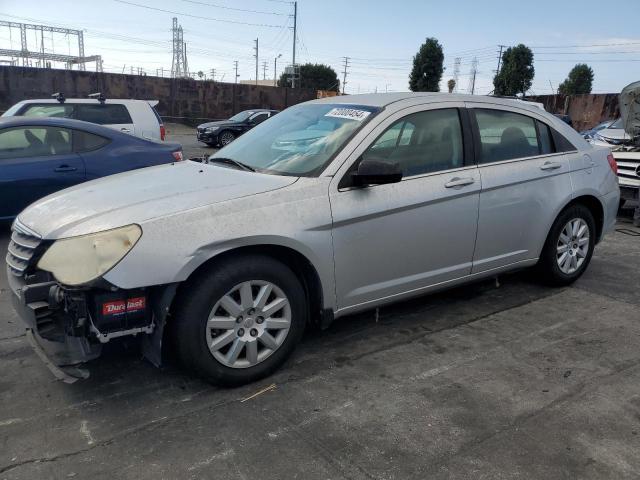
[467,57,478,95]
[210,68,216,81]
[274,53,282,87]
[291,1,297,88]
[452,57,461,93]
[254,38,259,85]
[496,44,506,73]
[262,61,268,80]
[234,60,239,83]
[341,56,350,94]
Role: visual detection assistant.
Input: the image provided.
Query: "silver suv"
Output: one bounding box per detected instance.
[7,93,620,385]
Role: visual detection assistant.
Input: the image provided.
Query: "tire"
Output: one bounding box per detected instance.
[218,130,235,147]
[173,255,306,386]
[537,204,596,286]
[205,142,216,148]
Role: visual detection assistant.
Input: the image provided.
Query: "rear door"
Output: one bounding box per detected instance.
[75,103,136,136]
[0,126,85,219]
[467,103,573,272]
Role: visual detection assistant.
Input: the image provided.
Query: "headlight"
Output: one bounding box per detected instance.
[38,224,142,286]
[206,127,219,133]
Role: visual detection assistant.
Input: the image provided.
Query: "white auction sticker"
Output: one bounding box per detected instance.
[325,107,372,122]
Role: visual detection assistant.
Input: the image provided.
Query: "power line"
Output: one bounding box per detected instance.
[178,0,287,15]
[112,0,287,28]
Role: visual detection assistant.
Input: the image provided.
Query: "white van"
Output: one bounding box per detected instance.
[2,95,165,141]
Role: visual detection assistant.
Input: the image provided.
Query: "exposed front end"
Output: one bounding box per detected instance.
[6,220,168,382]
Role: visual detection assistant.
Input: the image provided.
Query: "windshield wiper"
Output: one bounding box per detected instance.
[207,157,255,172]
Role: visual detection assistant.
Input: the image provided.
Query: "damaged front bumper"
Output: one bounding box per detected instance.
[7,267,177,382]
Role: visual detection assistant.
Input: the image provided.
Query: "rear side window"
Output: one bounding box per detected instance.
[75,104,133,125]
[22,104,74,118]
[475,109,539,163]
[551,128,577,152]
[151,106,163,125]
[73,130,110,152]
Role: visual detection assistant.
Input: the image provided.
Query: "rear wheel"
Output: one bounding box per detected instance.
[219,130,235,146]
[537,204,595,286]
[174,255,306,386]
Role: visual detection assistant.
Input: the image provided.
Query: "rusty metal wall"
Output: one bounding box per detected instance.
[529,93,620,132]
[0,66,317,122]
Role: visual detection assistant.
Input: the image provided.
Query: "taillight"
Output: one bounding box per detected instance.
[607,153,618,175]
[160,124,166,141]
[172,151,183,162]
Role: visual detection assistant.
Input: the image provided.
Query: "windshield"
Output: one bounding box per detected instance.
[209,103,380,176]
[609,118,623,129]
[228,111,254,122]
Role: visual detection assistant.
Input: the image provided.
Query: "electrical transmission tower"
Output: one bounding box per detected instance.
[467,57,478,95]
[171,17,188,78]
[452,57,461,93]
[254,38,259,85]
[262,61,268,80]
[341,57,350,94]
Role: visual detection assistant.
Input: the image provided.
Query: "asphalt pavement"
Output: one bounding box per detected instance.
[1,211,640,479]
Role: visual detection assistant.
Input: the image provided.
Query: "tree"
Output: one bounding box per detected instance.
[197,71,204,80]
[409,37,444,92]
[447,79,456,93]
[493,44,535,96]
[278,63,340,91]
[558,64,594,95]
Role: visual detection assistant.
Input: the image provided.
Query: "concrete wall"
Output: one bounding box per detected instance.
[529,93,620,132]
[0,66,317,122]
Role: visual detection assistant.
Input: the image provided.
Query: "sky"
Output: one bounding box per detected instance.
[1,0,639,96]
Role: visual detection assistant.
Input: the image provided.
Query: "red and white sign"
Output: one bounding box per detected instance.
[102,297,146,316]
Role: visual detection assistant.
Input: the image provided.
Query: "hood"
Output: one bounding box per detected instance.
[198,120,236,129]
[619,81,640,138]
[18,161,297,239]
[597,128,630,141]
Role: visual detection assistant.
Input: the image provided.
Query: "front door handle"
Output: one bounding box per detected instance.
[445,177,475,188]
[120,127,132,133]
[54,165,77,172]
[540,161,562,171]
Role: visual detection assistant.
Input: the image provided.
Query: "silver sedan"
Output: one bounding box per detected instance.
[7,93,620,385]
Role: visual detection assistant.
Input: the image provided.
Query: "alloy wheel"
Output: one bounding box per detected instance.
[556,218,590,275]
[220,132,234,146]
[206,280,291,368]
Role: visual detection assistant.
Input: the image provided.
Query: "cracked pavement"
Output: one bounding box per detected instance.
[1,218,639,480]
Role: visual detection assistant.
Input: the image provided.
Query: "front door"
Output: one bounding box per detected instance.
[329,104,480,312]
[0,125,86,219]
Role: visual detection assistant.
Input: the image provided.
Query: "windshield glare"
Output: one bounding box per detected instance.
[229,111,254,122]
[209,104,379,176]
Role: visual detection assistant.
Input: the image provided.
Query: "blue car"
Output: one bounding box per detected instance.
[0,117,183,220]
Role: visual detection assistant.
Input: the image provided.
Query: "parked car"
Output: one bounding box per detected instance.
[0,117,183,220]
[553,113,573,127]
[580,119,614,140]
[611,81,640,225]
[7,93,619,386]
[2,95,166,141]
[590,117,633,147]
[196,109,279,147]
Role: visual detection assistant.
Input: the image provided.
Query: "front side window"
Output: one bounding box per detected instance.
[209,104,380,176]
[475,109,540,163]
[0,126,72,159]
[362,108,464,177]
[22,104,74,118]
[75,104,133,125]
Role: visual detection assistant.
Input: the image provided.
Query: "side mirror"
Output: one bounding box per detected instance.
[351,158,403,187]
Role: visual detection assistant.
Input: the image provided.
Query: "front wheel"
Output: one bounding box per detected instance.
[537,204,596,286]
[218,130,235,146]
[173,255,306,386]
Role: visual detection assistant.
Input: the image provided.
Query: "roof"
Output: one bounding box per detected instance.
[307,92,546,115]
[0,116,145,140]
[12,98,158,106]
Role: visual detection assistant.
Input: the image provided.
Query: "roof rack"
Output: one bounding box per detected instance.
[51,92,65,103]
[88,92,106,104]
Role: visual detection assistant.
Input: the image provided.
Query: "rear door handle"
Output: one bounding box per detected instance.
[120,128,132,133]
[445,177,475,188]
[54,165,77,172]
[540,161,562,171]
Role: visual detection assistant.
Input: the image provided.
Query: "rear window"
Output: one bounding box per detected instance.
[75,104,133,125]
